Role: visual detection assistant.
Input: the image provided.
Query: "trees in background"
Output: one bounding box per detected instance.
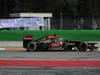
[0,0,100,29]
[1,0,100,18]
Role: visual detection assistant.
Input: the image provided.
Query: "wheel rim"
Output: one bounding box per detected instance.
[27,42,36,51]
[79,43,88,51]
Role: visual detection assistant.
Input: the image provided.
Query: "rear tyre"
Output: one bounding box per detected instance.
[27,42,37,52]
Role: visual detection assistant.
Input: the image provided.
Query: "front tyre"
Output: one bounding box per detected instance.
[27,42,37,52]
[79,42,88,51]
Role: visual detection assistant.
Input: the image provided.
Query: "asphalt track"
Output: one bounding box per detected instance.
[0,50,100,60]
[0,50,100,75]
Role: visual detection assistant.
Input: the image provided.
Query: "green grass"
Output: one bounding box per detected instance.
[0,30,100,41]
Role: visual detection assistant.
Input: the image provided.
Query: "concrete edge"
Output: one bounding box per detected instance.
[0,48,26,50]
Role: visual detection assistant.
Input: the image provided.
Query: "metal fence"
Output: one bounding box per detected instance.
[51,17,100,30]
[1,17,100,30]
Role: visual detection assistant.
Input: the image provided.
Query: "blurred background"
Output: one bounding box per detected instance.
[0,0,100,30]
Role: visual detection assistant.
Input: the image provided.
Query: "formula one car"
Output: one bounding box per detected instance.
[23,34,97,52]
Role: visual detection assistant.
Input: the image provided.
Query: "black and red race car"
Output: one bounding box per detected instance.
[23,34,97,52]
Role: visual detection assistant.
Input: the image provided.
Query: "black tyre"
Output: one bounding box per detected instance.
[79,42,88,51]
[27,42,37,52]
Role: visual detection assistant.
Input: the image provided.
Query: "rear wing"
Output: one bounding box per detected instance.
[23,35,33,40]
[23,35,33,48]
